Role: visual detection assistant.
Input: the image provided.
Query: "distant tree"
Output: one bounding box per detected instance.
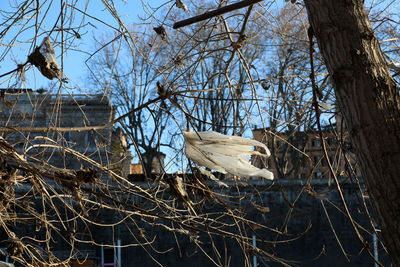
[165,1,270,136]
[88,32,174,177]
[254,5,335,179]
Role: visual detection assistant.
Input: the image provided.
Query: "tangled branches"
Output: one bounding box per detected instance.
[0,0,399,266]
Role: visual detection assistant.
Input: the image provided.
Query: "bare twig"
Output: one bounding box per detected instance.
[173,0,263,29]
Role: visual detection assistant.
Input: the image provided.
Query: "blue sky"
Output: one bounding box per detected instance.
[0,0,165,91]
[2,0,397,91]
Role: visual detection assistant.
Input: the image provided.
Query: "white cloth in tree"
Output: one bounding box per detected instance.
[184,131,274,180]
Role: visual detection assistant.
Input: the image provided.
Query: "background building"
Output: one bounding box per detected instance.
[252,127,361,180]
[0,89,131,176]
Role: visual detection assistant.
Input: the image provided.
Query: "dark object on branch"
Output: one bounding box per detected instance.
[175,0,188,12]
[174,54,183,66]
[36,88,47,94]
[75,168,98,184]
[167,174,190,203]
[6,238,23,258]
[166,174,196,214]
[28,36,61,80]
[72,29,81,39]
[156,81,166,97]
[260,80,270,90]
[173,0,263,29]
[232,34,247,50]
[56,167,98,192]
[153,26,167,41]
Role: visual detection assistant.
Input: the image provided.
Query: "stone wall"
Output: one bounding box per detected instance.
[87,179,390,267]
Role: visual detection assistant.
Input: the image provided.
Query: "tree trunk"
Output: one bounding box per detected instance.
[303,0,400,265]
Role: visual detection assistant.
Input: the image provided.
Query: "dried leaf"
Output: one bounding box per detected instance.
[167,174,196,214]
[168,175,190,203]
[153,26,167,41]
[198,168,228,188]
[28,36,61,80]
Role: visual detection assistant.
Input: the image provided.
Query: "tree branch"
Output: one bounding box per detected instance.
[173,0,263,29]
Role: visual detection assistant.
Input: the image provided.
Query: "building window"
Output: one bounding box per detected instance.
[327,137,335,146]
[101,241,121,267]
[87,131,96,147]
[314,172,323,179]
[101,247,117,267]
[63,132,71,146]
[64,132,71,142]
[57,132,73,147]
[312,138,321,147]
[276,140,285,148]
[314,156,321,167]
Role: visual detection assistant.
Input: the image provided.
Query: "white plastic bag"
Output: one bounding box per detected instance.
[184,131,274,180]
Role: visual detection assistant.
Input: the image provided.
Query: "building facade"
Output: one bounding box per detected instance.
[0,90,128,173]
[252,127,360,180]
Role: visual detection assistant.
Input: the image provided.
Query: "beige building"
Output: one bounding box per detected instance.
[0,89,131,179]
[252,127,359,180]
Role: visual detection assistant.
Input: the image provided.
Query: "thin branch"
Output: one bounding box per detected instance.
[173,0,263,29]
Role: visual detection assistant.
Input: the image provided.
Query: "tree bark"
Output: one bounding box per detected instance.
[303,0,400,265]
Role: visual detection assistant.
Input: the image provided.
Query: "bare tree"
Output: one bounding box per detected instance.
[0,0,399,266]
[162,1,271,137]
[88,32,174,177]
[304,0,400,264]
[251,5,335,179]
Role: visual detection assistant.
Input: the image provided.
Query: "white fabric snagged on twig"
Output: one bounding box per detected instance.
[318,102,333,111]
[184,131,274,180]
[199,168,228,188]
